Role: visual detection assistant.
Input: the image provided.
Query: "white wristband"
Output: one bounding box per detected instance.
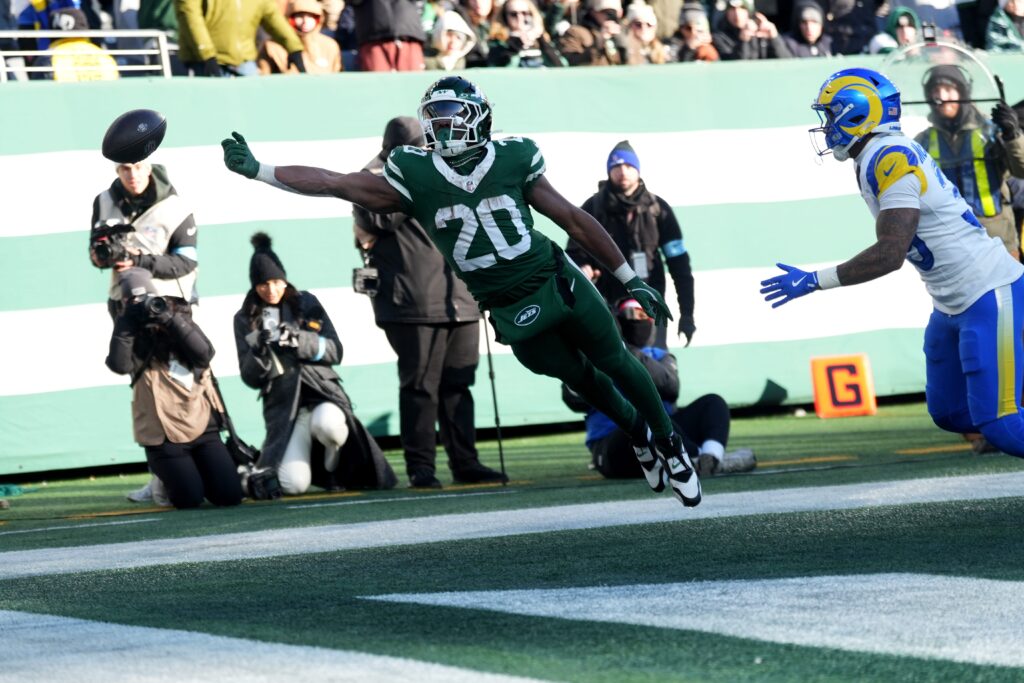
[256,163,292,192]
[613,263,637,285]
[816,266,841,290]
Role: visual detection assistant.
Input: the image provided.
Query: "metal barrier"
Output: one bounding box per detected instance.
[0,29,173,81]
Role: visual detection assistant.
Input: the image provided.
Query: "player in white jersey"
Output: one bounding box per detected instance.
[760,67,1024,457]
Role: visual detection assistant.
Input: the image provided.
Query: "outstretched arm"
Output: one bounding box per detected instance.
[222,132,404,213]
[760,207,919,307]
[527,175,673,325]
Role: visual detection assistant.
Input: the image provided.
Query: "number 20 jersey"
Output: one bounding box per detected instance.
[855,133,1023,314]
[382,137,556,307]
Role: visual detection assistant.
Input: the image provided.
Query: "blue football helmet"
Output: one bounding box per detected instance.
[810,68,902,161]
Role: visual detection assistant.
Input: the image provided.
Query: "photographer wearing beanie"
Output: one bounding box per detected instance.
[562,298,755,479]
[567,140,696,349]
[915,65,1024,260]
[234,233,397,495]
[106,269,242,509]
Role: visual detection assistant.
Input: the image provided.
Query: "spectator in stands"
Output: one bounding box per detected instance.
[958,0,997,47]
[712,0,790,59]
[139,0,184,74]
[33,7,119,80]
[350,0,426,70]
[352,117,505,489]
[488,0,567,65]
[233,233,398,495]
[567,140,695,349]
[623,2,670,63]
[889,0,959,39]
[915,65,1024,260]
[456,0,497,66]
[647,0,680,40]
[986,0,1024,51]
[425,9,477,69]
[824,0,882,55]
[537,0,580,37]
[175,0,306,76]
[781,0,832,56]
[106,268,243,510]
[867,5,919,53]
[562,298,756,481]
[17,0,79,48]
[0,0,18,80]
[668,3,719,61]
[558,0,627,65]
[259,0,341,73]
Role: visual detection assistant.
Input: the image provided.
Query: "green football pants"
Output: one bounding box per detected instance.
[509,263,673,439]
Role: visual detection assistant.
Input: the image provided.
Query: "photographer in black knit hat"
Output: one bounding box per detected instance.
[233,233,397,495]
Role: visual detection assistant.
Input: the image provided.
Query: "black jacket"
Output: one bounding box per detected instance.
[712,20,792,60]
[348,0,424,45]
[233,289,397,490]
[353,156,479,325]
[567,180,695,323]
[107,300,214,379]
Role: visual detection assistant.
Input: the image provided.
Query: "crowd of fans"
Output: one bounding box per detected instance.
[2,0,1023,79]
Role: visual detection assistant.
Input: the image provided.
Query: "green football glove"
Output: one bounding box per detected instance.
[625,276,672,327]
[221,131,259,179]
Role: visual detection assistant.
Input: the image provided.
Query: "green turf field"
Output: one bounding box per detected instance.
[2,402,1024,682]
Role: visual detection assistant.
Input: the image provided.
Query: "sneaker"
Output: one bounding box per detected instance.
[151,476,172,507]
[721,448,757,474]
[695,448,757,477]
[654,433,702,507]
[632,426,666,493]
[126,479,153,503]
[451,462,508,484]
[409,470,443,489]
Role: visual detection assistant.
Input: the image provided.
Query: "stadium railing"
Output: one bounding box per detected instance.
[0,29,173,81]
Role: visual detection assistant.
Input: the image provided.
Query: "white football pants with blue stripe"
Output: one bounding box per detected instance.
[925,274,1024,457]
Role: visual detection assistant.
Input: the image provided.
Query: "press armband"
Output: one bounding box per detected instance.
[816,266,841,290]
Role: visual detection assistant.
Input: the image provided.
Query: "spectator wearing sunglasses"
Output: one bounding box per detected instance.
[623,2,669,63]
[488,0,567,65]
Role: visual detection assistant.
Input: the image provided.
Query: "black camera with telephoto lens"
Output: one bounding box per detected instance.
[91,220,135,269]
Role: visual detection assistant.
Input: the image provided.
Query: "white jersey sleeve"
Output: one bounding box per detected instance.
[855,134,1023,314]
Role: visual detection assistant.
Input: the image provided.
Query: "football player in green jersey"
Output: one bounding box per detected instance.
[222,76,701,506]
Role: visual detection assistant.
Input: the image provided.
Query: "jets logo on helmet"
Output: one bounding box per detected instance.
[418,76,493,158]
[810,68,902,161]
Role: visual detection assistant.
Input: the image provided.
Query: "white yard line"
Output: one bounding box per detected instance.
[0,611,548,683]
[287,490,514,509]
[367,573,1024,668]
[3,471,1024,581]
[0,517,159,537]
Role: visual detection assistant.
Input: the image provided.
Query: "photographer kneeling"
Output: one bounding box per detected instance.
[106,269,243,509]
[234,234,397,495]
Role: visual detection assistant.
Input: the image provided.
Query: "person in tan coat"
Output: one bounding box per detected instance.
[259,0,342,73]
[106,269,243,509]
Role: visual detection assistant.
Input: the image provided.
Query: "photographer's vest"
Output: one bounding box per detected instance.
[96,190,199,302]
[926,125,1004,218]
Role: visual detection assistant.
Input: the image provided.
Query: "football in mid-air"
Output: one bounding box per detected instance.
[101,109,167,163]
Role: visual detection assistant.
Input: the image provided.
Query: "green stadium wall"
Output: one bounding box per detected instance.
[2,56,1022,475]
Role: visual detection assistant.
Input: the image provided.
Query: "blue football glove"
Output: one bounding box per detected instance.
[759,263,820,308]
[625,276,672,327]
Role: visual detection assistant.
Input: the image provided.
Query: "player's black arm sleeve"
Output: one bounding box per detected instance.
[134,215,199,279]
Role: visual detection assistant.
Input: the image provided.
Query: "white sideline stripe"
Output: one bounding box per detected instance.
[0,264,932,398]
[366,573,1024,668]
[0,611,547,683]
[3,471,1023,581]
[286,490,514,509]
[0,517,159,537]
